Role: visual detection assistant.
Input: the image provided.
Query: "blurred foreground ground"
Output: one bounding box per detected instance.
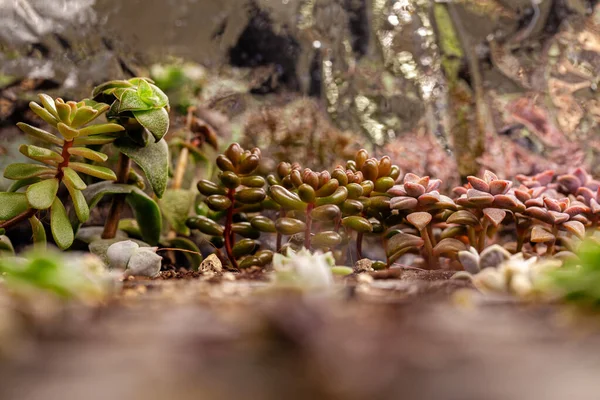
[1,275,600,400]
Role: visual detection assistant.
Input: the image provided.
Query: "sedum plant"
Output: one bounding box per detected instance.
[0,94,122,249]
[188,143,272,269]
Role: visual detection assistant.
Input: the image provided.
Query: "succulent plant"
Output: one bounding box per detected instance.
[454,253,560,298]
[0,248,119,304]
[188,143,271,269]
[547,239,600,308]
[106,240,162,277]
[268,163,348,252]
[272,247,336,290]
[0,94,122,249]
[90,77,171,242]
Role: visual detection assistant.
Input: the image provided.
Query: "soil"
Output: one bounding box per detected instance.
[1,270,600,400]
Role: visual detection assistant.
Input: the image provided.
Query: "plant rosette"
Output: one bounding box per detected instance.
[454,253,561,299]
[272,247,351,290]
[106,240,162,278]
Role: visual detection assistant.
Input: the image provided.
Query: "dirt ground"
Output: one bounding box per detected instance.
[1,271,600,400]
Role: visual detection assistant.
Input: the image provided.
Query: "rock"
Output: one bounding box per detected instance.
[354,258,374,273]
[125,248,162,278]
[199,254,223,275]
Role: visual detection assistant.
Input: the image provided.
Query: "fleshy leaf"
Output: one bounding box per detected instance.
[0,192,29,220]
[158,188,195,235]
[29,215,47,249]
[73,135,117,145]
[164,237,203,270]
[126,187,162,245]
[26,178,59,209]
[4,163,56,181]
[57,122,80,140]
[50,197,74,250]
[29,101,58,126]
[433,238,468,257]
[132,107,170,142]
[62,167,87,190]
[114,137,168,197]
[69,162,117,181]
[38,94,59,118]
[19,144,63,164]
[0,235,15,256]
[16,122,63,146]
[91,80,133,98]
[118,90,150,112]
[7,177,41,193]
[531,225,555,243]
[78,123,124,136]
[70,106,99,128]
[67,147,108,162]
[65,184,90,223]
[406,212,432,231]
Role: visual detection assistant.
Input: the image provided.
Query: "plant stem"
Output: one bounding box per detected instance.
[477,220,489,253]
[420,228,436,269]
[276,209,284,252]
[548,224,559,256]
[172,107,195,190]
[305,203,314,250]
[356,232,364,259]
[102,153,131,239]
[223,188,238,269]
[515,215,524,253]
[0,208,37,230]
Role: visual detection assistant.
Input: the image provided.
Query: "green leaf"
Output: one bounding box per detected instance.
[55,101,72,123]
[4,163,56,180]
[67,147,108,163]
[65,184,90,223]
[126,187,162,245]
[82,181,134,209]
[8,177,41,193]
[29,215,47,249]
[57,122,80,140]
[62,167,87,190]
[132,107,169,142]
[70,106,99,128]
[114,137,168,197]
[159,188,195,235]
[38,94,59,118]
[75,226,128,244]
[79,99,110,113]
[19,144,63,164]
[164,237,203,270]
[26,178,59,209]
[50,197,74,250]
[73,135,117,145]
[0,192,29,220]
[118,90,150,112]
[16,122,63,146]
[0,235,15,256]
[69,162,117,180]
[78,123,125,136]
[91,80,133,98]
[118,218,142,238]
[29,101,58,127]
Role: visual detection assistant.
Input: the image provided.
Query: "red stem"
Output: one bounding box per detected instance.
[223,188,238,268]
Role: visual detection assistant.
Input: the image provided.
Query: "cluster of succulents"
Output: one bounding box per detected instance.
[187,145,600,273]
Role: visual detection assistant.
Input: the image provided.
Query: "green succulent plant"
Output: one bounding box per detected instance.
[0,94,122,249]
[188,143,272,269]
[88,77,171,243]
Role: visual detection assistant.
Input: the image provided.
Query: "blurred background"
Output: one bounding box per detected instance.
[0,0,599,190]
